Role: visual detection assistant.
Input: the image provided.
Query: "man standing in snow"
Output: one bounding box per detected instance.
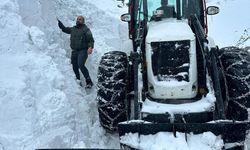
[57,16,94,88]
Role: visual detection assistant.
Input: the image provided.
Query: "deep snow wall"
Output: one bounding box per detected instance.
[0,0,128,149]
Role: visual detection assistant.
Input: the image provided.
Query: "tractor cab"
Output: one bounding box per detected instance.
[121,0,219,40]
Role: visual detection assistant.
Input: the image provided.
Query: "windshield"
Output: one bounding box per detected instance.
[130,0,205,42]
[147,0,204,22]
[148,0,176,17]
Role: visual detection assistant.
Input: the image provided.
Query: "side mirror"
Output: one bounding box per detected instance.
[121,13,131,22]
[207,6,220,15]
[117,0,125,8]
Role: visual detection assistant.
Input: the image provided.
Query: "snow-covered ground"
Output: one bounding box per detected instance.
[120,132,224,150]
[0,0,249,150]
[0,0,126,149]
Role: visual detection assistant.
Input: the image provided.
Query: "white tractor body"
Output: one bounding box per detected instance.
[146,19,198,99]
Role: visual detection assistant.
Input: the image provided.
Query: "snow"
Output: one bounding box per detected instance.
[119,120,151,124]
[0,0,249,150]
[0,0,125,149]
[143,72,215,115]
[120,132,224,150]
[147,19,195,42]
[141,93,215,115]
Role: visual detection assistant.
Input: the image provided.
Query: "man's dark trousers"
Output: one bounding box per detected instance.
[71,50,90,80]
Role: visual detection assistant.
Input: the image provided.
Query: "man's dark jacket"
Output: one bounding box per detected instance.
[59,21,94,51]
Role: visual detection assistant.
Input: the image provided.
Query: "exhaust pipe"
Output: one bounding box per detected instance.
[177,0,181,20]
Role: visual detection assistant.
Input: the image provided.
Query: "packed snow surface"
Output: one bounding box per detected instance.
[120,132,224,150]
[0,0,249,150]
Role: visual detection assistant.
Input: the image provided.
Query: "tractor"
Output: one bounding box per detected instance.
[97,0,250,149]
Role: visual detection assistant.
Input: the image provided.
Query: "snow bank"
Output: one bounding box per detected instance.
[0,1,78,149]
[120,132,224,150]
[0,0,126,149]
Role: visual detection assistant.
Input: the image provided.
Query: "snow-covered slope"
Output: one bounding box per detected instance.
[0,0,127,149]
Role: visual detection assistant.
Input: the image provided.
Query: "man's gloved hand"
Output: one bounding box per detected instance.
[58,19,63,29]
[87,47,93,55]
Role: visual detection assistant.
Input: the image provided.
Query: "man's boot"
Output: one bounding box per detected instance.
[86,78,93,88]
[76,79,83,87]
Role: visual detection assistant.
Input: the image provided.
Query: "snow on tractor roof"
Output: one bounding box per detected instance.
[147,19,195,43]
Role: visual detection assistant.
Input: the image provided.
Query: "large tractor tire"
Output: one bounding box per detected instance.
[97,51,128,131]
[219,47,250,120]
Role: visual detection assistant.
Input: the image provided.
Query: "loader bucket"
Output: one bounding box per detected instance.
[118,121,250,148]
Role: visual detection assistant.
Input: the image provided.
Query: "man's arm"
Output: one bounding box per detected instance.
[86,29,94,54]
[86,29,94,49]
[58,20,72,34]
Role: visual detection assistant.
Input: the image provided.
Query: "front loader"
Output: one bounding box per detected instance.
[97,0,250,149]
